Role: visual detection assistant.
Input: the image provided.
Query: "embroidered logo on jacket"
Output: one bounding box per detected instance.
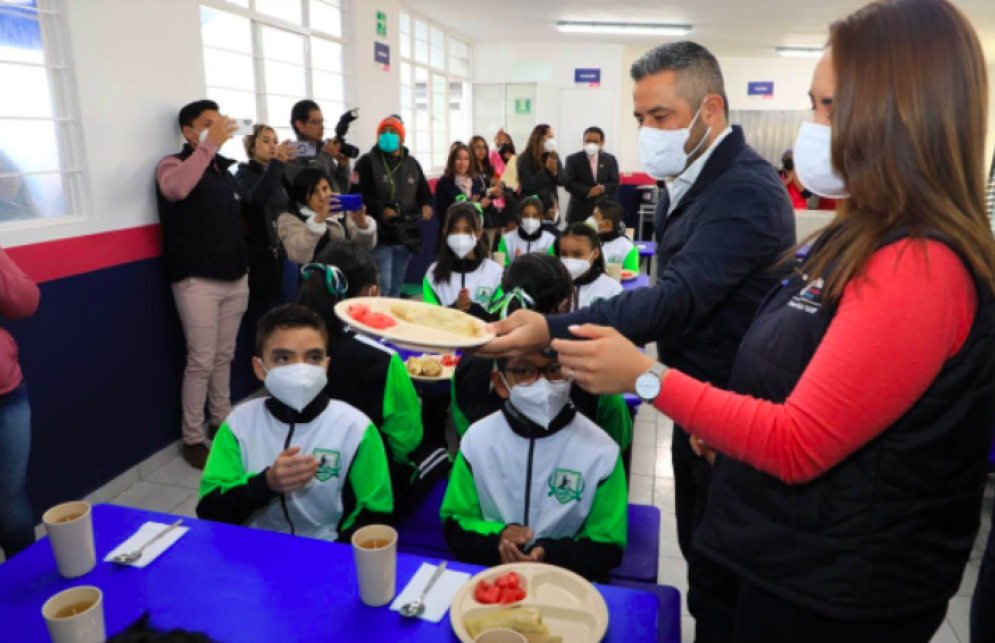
[313,449,341,482]
[547,469,585,504]
[788,278,824,314]
[474,286,494,303]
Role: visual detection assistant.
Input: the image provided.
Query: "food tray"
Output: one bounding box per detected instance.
[450,563,609,643]
[335,297,495,353]
[620,270,639,281]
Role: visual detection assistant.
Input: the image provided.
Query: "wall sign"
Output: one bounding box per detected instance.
[574,68,601,86]
[514,98,531,115]
[374,42,390,71]
[376,11,387,37]
[748,81,774,99]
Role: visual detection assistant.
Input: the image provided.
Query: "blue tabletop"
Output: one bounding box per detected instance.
[1,505,659,643]
[635,241,657,258]
[622,274,651,291]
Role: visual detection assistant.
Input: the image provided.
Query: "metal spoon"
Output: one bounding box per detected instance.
[112,519,184,564]
[400,561,448,618]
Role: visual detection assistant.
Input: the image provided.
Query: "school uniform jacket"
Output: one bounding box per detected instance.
[497,229,557,266]
[575,272,624,309]
[422,257,504,320]
[197,394,393,542]
[450,355,632,451]
[441,404,627,582]
[599,233,639,273]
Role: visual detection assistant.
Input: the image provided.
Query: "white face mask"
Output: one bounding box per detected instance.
[261,362,327,412]
[793,122,850,199]
[520,218,541,235]
[447,233,476,259]
[584,143,600,156]
[561,255,593,280]
[506,377,572,429]
[543,138,557,153]
[638,104,710,180]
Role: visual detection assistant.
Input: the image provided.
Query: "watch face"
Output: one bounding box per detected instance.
[636,373,660,400]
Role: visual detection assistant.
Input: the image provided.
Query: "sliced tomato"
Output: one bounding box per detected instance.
[482,585,502,604]
[498,586,526,605]
[363,311,397,330]
[509,587,526,602]
[440,354,460,367]
[474,580,492,603]
[504,572,520,590]
[348,303,370,317]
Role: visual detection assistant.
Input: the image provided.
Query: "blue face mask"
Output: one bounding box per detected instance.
[379,132,400,153]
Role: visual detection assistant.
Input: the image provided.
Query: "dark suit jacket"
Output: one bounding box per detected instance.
[564,150,620,224]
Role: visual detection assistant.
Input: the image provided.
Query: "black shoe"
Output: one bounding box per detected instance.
[207,424,221,441]
[182,443,210,470]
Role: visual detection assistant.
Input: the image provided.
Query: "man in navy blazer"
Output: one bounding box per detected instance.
[563,127,620,224]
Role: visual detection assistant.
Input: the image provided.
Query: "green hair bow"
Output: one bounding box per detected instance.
[300,263,349,298]
[454,194,484,218]
[487,287,535,320]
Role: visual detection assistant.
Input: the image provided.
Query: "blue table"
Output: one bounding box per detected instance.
[622,274,650,291]
[1,505,662,643]
[636,241,657,258]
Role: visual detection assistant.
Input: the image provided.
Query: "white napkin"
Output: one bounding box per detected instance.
[103,521,189,568]
[389,563,471,623]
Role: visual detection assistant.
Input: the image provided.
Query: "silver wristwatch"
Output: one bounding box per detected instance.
[635,363,668,404]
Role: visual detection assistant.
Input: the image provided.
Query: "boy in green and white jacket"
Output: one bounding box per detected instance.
[441,347,627,583]
[198,304,393,542]
[590,198,639,273]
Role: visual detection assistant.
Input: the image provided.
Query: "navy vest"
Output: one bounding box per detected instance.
[695,230,995,620]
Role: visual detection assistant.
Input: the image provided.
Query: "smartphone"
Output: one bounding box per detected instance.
[330,194,363,212]
[292,141,319,159]
[233,118,255,136]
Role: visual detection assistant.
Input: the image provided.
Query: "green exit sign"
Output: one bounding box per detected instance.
[376,11,387,37]
[514,98,531,115]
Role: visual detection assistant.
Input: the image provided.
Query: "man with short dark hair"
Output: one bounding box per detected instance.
[156,99,249,470]
[481,41,796,643]
[285,99,351,193]
[563,126,619,224]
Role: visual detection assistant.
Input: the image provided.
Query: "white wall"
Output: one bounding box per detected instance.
[471,42,626,158]
[346,0,400,152]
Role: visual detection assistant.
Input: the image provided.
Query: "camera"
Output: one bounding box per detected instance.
[333,108,361,159]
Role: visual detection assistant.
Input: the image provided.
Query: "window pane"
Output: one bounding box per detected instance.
[313,70,344,102]
[321,102,345,124]
[400,33,410,59]
[400,12,410,35]
[223,0,249,6]
[449,38,467,60]
[400,62,411,87]
[432,74,447,94]
[415,65,428,84]
[0,118,63,178]
[431,27,445,48]
[414,20,428,42]
[262,26,305,65]
[401,109,413,130]
[256,0,302,25]
[265,94,304,127]
[274,127,295,143]
[414,40,428,65]
[309,0,342,37]
[0,173,68,221]
[449,57,468,77]
[416,151,431,170]
[431,46,444,70]
[264,60,306,96]
[0,9,43,64]
[218,135,248,165]
[200,7,251,54]
[450,81,468,146]
[0,62,51,117]
[311,38,343,73]
[206,87,257,121]
[203,49,255,92]
[415,108,429,133]
[400,86,412,110]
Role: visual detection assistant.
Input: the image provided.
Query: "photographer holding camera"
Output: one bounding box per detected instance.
[354,116,433,298]
[285,99,353,193]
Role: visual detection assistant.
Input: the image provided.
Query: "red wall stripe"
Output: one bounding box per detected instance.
[6,224,163,284]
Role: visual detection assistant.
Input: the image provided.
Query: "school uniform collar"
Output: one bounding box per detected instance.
[599,229,623,243]
[517,224,543,242]
[669,125,739,214]
[453,254,485,274]
[266,393,331,425]
[572,266,603,287]
[501,399,577,439]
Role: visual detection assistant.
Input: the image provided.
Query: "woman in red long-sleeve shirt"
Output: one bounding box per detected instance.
[0,246,40,560]
[488,1,995,640]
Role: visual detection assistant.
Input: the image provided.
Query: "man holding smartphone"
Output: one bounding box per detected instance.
[285,99,352,193]
[155,99,249,470]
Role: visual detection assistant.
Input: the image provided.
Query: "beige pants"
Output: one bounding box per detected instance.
[171,275,250,444]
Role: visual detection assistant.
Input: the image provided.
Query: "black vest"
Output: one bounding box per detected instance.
[364,148,422,248]
[695,231,995,620]
[155,146,247,282]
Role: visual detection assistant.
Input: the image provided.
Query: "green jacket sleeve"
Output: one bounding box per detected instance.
[498,237,510,266]
[547,244,556,256]
[596,394,633,451]
[339,424,395,539]
[197,423,279,524]
[451,377,472,438]
[533,456,627,582]
[441,453,505,566]
[422,277,442,306]
[622,246,640,272]
[380,354,424,466]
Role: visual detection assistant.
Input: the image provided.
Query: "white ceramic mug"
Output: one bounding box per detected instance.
[351,524,398,607]
[43,502,95,579]
[42,586,105,643]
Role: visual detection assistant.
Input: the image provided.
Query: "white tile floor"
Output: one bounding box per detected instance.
[5,405,991,643]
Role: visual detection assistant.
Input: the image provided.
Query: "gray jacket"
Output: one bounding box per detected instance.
[285,142,352,193]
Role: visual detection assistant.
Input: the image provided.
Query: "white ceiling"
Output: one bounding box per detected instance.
[407,0,995,59]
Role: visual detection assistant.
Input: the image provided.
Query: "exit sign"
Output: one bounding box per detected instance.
[376,11,387,37]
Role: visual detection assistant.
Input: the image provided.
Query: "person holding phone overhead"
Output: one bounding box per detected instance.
[156,99,250,470]
[488,1,995,640]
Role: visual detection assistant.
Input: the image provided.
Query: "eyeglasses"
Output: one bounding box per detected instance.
[307,119,325,126]
[506,362,568,385]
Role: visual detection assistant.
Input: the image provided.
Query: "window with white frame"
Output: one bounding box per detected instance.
[399,10,471,173]
[199,0,346,164]
[0,0,86,226]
